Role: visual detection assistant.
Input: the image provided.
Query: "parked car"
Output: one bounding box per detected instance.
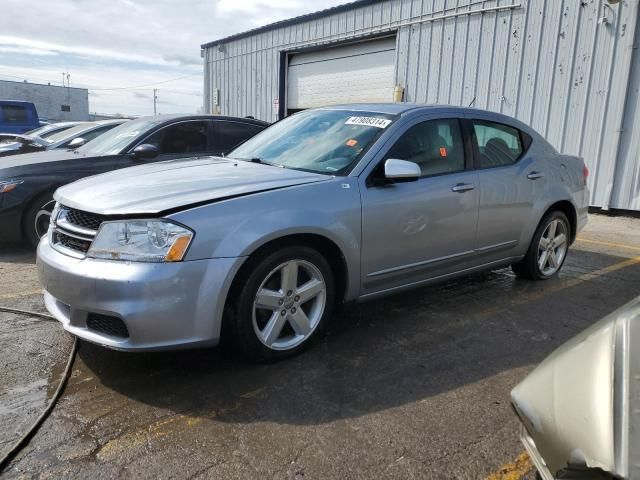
[0,120,124,157]
[36,104,589,360]
[0,100,39,134]
[0,133,51,157]
[0,114,268,246]
[511,296,640,480]
[25,121,83,139]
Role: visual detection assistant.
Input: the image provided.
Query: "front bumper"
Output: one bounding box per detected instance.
[37,237,241,351]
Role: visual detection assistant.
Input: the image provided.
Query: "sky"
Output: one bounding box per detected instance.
[0,0,350,117]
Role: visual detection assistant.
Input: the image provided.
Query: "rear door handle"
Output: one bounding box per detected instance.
[527,171,545,180]
[451,183,476,193]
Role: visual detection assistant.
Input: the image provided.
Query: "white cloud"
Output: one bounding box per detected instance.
[0,0,350,116]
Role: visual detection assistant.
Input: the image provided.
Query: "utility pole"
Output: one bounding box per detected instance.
[153,89,158,115]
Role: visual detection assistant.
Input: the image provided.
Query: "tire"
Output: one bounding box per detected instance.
[512,210,571,280]
[226,245,335,362]
[23,193,56,248]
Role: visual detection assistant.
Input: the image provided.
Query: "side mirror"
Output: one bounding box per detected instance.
[67,137,85,149]
[384,159,421,182]
[132,143,160,160]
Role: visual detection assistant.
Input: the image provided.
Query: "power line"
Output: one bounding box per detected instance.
[82,74,199,91]
[0,72,199,91]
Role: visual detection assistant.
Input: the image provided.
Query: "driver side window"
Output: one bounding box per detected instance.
[143,121,208,154]
[385,119,465,178]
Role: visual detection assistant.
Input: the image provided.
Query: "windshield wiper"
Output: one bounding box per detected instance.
[231,157,284,168]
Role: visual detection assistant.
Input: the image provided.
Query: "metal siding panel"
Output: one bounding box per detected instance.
[474,11,494,110]
[502,3,525,118]
[562,1,598,156]
[488,7,511,112]
[594,0,639,208]
[612,15,640,210]
[463,7,482,107]
[440,10,456,104]
[583,3,619,205]
[396,26,410,88]
[451,8,469,106]
[530,0,563,136]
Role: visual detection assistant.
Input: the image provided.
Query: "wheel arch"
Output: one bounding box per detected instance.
[20,187,58,240]
[542,199,578,244]
[224,233,351,313]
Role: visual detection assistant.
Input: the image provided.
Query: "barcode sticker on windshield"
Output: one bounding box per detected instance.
[345,117,392,129]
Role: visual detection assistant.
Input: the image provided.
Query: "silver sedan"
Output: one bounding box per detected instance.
[36,104,589,360]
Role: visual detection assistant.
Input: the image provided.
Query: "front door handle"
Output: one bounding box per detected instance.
[527,171,545,180]
[451,183,476,193]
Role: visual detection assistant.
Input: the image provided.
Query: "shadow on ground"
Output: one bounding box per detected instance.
[75,248,640,427]
[0,243,35,265]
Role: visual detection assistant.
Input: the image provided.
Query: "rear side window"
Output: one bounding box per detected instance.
[1,105,28,124]
[214,121,265,153]
[472,121,523,168]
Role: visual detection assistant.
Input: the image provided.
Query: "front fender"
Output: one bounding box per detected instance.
[169,179,363,300]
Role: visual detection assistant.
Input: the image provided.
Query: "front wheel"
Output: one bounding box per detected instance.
[512,211,570,280]
[23,193,56,248]
[227,246,335,361]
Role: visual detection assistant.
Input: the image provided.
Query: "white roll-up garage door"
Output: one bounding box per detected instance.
[287,36,396,110]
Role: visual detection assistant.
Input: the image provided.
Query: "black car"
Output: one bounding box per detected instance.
[0,120,125,157]
[0,114,268,246]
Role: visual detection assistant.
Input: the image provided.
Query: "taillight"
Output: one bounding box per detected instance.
[583,165,589,185]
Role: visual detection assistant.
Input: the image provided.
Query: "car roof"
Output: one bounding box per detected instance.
[317,103,502,115]
[317,103,536,134]
[0,99,35,106]
[134,114,270,127]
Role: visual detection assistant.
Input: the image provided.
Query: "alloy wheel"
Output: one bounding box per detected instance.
[537,218,568,276]
[252,259,326,351]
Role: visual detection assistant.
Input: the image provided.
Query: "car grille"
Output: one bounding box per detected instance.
[62,208,106,231]
[86,313,129,338]
[55,231,92,252]
[50,205,105,257]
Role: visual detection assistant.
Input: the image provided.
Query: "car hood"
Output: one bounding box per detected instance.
[0,148,81,168]
[55,156,331,215]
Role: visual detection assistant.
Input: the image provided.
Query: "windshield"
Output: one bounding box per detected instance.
[228,109,396,174]
[76,118,160,155]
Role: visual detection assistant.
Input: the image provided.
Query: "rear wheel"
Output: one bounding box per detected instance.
[512,211,570,280]
[23,193,56,248]
[226,246,335,361]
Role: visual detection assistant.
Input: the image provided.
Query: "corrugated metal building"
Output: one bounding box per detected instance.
[0,80,89,122]
[202,0,640,211]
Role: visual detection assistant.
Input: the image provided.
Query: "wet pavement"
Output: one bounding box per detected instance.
[1,214,639,479]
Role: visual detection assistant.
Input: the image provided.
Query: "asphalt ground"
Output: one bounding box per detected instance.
[1,214,639,479]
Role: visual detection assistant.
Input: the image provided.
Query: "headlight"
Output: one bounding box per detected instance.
[0,179,24,193]
[87,220,193,262]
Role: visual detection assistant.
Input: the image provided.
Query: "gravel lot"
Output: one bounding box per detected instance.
[1,213,639,479]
